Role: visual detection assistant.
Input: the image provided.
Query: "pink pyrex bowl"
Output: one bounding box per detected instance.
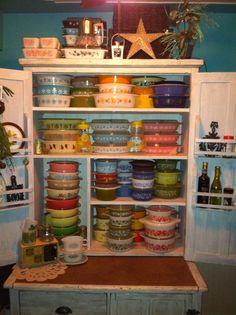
[140,216,180,239]
[48,161,80,172]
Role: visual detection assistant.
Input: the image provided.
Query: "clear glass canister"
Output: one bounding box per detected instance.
[128,121,144,152]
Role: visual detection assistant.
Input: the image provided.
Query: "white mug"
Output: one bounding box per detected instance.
[62,235,84,252]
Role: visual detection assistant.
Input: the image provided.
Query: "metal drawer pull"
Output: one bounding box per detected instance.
[55,306,72,314]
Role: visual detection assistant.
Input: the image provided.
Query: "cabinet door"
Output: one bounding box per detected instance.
[20,291,107,315]
[186,72,236,265]
[111,293,192,315]
[0,68,33,266]
[150,294,190,315]
[111,293,149,315]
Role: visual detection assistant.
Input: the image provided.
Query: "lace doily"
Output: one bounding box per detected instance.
[12,261,68,282]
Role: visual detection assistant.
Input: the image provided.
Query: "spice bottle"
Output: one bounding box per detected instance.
[128,121,144,152]
[223,187,234,206]
[223,135,234,157]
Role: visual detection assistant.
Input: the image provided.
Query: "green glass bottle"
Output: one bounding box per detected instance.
[210,166,222,205]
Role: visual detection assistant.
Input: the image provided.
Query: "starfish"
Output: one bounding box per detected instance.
[119,19,165,59]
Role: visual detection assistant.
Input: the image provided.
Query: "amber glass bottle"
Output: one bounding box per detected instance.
[197,162,210,204]
[210,166,222,205]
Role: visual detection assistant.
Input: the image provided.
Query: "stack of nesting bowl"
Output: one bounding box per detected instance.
[153,159,182,199]
[93,159,119,201]
[93,76,136,109]
[35,74,72,108]
[130,160,155,201]
[142,119,182,155]
[70,76,98,107]
[93,205,110,243]
[40,118,81,154]
[45,161,81,238]
[107,205,133,252]
[91,119,130,154]
[62,17,79,48]
[116,160,133,198]
[151,81,189,108]
[140,205,180,253]
[131,76,164,108]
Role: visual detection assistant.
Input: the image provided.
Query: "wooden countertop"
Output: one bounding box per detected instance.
[5,256,207,293]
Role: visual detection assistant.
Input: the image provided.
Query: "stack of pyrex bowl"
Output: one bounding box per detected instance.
[62,17,80,48]
[131,76,164,108]
[93,205,110,243]
[116,160,133,198]
[45,161,81,238]
[153,159,182,199]
[93,159,119,201]
[91,119,130,154]
[93,76,136,109]
[40,118,81,154]
[142,120,182,155]
[107,205,133,252]
[35,74,72,108]
[70,76,98,107]
[130,160,155,201]
[151,81,189,108]
[140,205,180,253]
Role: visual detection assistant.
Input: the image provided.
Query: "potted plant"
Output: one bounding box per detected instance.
[160,0,215,59]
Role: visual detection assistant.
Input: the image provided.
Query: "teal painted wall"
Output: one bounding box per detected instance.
[0,6,236,71]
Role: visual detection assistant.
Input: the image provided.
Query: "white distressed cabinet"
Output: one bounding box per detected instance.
[2,59,236,315]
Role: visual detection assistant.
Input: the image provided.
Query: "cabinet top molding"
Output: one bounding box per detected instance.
[51,0,236,4]
[18,58,204,74]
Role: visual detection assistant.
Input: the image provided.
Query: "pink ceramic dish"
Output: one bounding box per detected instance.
[143,235,176,253]
[143,133,181,144]
[48,161,80,173]
[22,37,40,48]
[40,37,61,49]
[142,120,181,133]
[22,48,61,59]
[143,144,182,155]
[147,205,173,223]
[140,216,180,239]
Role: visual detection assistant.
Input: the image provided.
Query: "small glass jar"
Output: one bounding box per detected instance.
[128,120,144,152]
[223,135,234,153]
[35,139,43,155]
[77,122,91,152]
[223,187,234,206]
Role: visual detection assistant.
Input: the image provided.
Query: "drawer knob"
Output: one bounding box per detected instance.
[55,306,73,314]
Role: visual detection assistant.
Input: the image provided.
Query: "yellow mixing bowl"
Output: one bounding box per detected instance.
[135,95,154,108]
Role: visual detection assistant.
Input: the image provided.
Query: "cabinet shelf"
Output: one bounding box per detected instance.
[19,58,203,74]
[0,199,33,211]
[193,191,235,211]
[32,106,190,114]
[86,240,184,257]
[34,153,188,160]
[91,197,186,207]
[193,203,236,211]
[194,151,236,158]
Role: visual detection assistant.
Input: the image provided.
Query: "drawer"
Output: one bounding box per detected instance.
[20,291,107,315]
